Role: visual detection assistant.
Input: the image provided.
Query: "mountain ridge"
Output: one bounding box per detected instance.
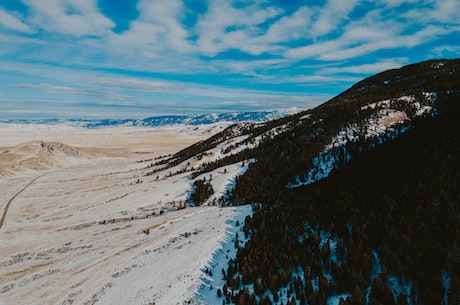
[218,59,460,305]
[163,58,460,305]
[0,108,302,128]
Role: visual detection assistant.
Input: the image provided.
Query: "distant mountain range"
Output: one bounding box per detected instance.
[0,108,302,128]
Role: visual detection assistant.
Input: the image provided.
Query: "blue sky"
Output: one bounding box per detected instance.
[0,0,458,119]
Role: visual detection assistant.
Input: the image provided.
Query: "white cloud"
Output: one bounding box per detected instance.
[0,9,33,33]
[435,0,460,23]
[284,40,343,59]
[402,0,460,24]
[342,24,395,42]
[93,77,178,92]
[284,6,394,60]
[196,1,283,56]
[319,40,397,61]
[320,60,407,75]
[41,83,77,95]
[135,0,191,51]
[109,21,163,50]
[13,83,42,89]
[0,33,43,45]
[430,45,460,57]
[263,7,312,43]
[280,74,359,84]
[23,0,114,36]
[311,0,359,37]
[13,82,133,101]
[106,0,193,66]
[213,58,288,75]
[92,75,302,101]
[236,6,313,56]
[284,3,457,62]
[381,0,423,8]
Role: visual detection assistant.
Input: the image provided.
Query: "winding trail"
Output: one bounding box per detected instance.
[0,176,40,229]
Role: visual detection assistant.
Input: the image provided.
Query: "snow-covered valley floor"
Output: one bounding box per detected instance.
[0,124,250,305]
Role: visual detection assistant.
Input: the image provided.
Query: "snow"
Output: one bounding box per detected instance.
[192,205,252,305]
[415,105,432,116]
[289,93,437,188]
[365,251,384,305]
[300,113,312,120]
[397,95,415,103]
[211,135,251,160]
[442,271,451,305]
[328,293,351,305]
[0,124,254,305]
[287,149,341,188]
[195,161,251,205]
[325,124,360,150]
[328,237,340,265]
[361,99,391,111]
[387,276,413,305]
[431,62,445,69]
[92,206,249,305]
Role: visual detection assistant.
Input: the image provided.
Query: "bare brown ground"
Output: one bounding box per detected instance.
[0,125,207,177]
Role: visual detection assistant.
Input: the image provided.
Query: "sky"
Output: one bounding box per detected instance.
[0,0,459,119]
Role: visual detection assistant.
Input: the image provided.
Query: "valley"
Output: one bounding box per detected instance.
[0,124,250,305]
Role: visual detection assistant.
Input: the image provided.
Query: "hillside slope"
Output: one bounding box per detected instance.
[0,141,103,176]
[175,59,459,305]
[228,59,459,204]
[223,105,459,305]
[221,59,459,305]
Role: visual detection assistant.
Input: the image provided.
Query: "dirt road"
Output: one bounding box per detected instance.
[0,176,40,229]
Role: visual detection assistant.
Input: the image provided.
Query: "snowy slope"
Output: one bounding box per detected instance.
[0,123,256,305]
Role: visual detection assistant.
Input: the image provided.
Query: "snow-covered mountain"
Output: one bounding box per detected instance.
[0,108,302,129]
[166,59,459,196]
[160,58,460,305]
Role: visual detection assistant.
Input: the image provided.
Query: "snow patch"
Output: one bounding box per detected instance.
[194,161,252,206]
[387,276,413,305]
[288,93,437,188]
[328,293,351,305]
[442,270,451,305]
[365,251,384,305]
[431,62,445,69]
[191,205,253,305]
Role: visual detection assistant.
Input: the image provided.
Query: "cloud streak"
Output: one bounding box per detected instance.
[0,0,458,119]
[23,0,114,36]
[0,8,33,33]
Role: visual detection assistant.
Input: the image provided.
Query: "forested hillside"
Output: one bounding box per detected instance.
[223,104,459,305]
[206,59,460,305]
[229,59,459,205]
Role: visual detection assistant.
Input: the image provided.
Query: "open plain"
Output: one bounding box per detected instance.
[0,123,248,305]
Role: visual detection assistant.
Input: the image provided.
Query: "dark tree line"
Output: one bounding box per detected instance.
[188,178,214,206]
